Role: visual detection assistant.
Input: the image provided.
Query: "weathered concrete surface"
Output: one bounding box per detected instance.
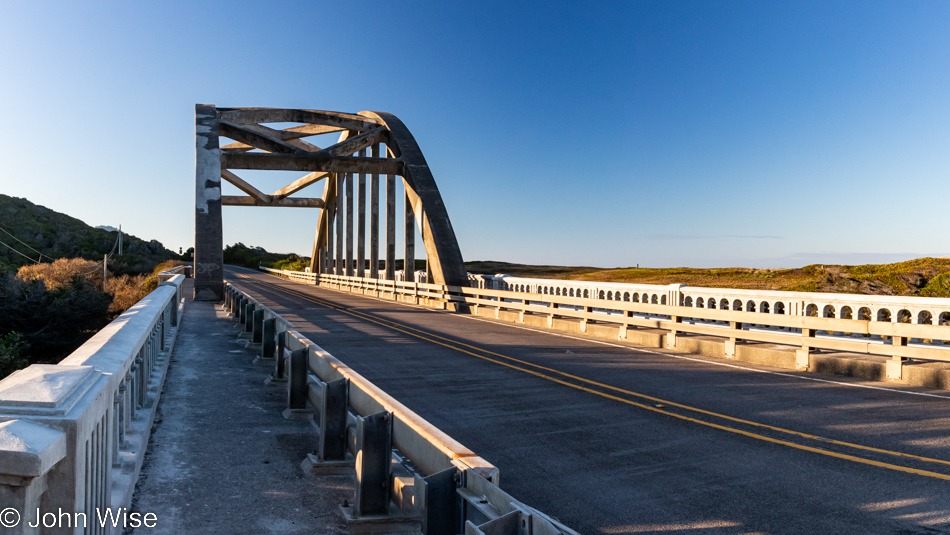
[193,104,224,301]
[129,299,349,534]
[229,266,950,535]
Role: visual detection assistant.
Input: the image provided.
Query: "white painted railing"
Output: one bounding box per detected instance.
[0,270,186,534]
[470,274,950,326]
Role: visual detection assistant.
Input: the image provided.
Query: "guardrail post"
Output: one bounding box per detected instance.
[355,411,392,515]
[547,302,558,328]
[519,299,529,323]
[887,337,907,380]
[236,297,246,324]
[318,378,349,461]
[666,315,682,349]
[244,302,256,333]
[620,310,633,340]
[580,306,593,333]
[283,348,313,419]
[266,332,288,385]
[724,320,741,357]
[224,287,231,309]
[260,318,276,360]
[252,310,265,344]
[415,466,458,535]
[797,328,815,370]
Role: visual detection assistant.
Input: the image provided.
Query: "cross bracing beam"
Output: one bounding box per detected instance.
[269,171,329,199]
[221,170,271,203]
[221,196,325,208]
[193,104,469,301]
[216,108,382,131]
[221,152,403,175]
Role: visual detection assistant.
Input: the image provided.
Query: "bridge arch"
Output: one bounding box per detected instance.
[194,105,468,300]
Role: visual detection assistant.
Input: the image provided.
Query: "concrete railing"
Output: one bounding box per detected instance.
[224,281,578,535]
[156,264,191,284]
[264,268,950,381]
[469,274,950,326]
[0,271,185,534]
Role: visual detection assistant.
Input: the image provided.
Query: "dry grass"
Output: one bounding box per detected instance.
[16,258,188,317]
[17,258,102,290]
[105,274,152,315]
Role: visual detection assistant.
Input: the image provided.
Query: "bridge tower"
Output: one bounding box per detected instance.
[193,105,468,300]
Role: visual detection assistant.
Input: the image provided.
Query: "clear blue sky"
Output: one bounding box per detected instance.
[1,1,947,268]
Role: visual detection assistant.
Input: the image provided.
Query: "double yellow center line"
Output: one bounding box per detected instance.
[232,275,950,481]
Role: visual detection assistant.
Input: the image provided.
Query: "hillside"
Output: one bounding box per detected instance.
[0,194,177,274]
[466,258,950,298]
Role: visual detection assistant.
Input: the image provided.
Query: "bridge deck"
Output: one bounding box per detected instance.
[224,266,950,534]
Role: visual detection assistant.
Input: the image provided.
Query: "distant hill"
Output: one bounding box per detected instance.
[466,259,950,298]
[0,194,177,274]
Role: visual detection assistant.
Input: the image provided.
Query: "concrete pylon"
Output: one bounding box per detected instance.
[194,104,224,301]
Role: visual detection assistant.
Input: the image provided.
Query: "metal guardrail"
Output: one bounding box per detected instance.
[262,268,950,376]
[0,270,186,534]
[224,281,579,535]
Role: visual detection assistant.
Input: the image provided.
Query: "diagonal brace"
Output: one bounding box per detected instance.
[221,170,271,202]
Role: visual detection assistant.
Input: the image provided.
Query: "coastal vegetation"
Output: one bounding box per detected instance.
[0,195,184,379]
[223,242,309,270]
[466,258,950,297]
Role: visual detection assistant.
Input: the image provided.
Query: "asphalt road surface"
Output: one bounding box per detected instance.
[226,266,950,535]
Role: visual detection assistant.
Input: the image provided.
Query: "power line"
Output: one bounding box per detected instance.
[77,234,120,277]
[0,238,41,263]
[105,232,120,258]
[2,227,120,280]
[78,259,106,276]
[0,226,50,262]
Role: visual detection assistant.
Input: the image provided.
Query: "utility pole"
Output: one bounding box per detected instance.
[103,254,108,289]
[118,225,123,255]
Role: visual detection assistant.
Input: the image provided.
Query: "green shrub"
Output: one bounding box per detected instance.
[0,332,28,379]
[0,274,111,365]
[921,273,950,298]
[269,255,309,271]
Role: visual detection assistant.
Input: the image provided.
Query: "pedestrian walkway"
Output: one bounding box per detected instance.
[129,300,350,534]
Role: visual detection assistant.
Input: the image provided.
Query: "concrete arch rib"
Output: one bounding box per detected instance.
[362,111,468,287]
